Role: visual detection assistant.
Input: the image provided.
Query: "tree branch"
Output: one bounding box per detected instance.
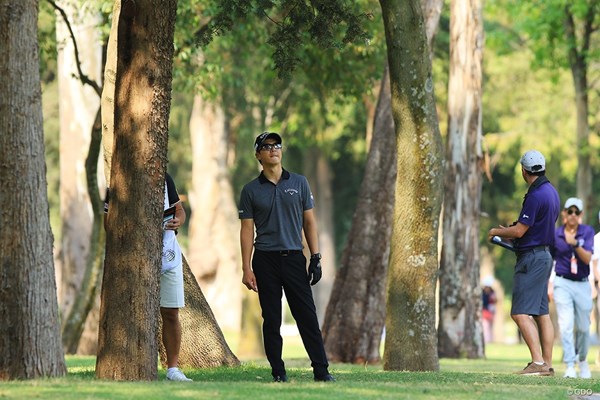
[46,0,103,97]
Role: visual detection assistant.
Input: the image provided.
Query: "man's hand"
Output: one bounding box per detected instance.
[242,268,258,292]
[308,254,322,286]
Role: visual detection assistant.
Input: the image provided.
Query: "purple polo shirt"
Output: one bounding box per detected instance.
[515,176,560,251]
[554,224,595,279]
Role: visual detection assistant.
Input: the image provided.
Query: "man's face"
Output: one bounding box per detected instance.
[563,207,582,226]
[256,139,282,165]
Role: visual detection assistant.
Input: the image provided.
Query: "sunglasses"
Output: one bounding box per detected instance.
[566,209,581,216]
[259,143,282,152]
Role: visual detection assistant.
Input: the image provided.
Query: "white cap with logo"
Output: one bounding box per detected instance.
[520,150,546,172]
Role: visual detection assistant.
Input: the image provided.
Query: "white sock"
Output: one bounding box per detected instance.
[533,361,544,366]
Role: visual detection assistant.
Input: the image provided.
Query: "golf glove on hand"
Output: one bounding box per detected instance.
[308,253,322,286]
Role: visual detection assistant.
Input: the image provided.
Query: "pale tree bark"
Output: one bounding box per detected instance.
[322,0,442,364]
[96,0,177,380]
[187,94,242,332]
[0,0,66,379]
[303,148,336,324]
[380,0,444,371]
[565,6,593,220]
[437,0,485,359]
[54,0,105,354]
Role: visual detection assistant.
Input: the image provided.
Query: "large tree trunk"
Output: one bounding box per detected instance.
[0,0,67,380]
[380,0,444,371]
[159,257,239,367]
[187,94,242,332]
[55,2,105,354]
[437,0,485,359]
[322,0,442,365]
[303,148,336,324]
[322,65,395,363]
[95,0,177,381]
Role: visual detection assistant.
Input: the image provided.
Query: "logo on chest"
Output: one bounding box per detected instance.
[284,188,299,196]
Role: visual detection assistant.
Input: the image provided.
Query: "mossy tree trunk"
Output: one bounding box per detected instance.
[380,0,444,371]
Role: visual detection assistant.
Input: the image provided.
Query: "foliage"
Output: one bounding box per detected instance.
[194,0,372,79]
[0,344,598,399]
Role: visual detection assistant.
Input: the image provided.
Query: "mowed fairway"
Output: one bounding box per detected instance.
[1,342,599,399]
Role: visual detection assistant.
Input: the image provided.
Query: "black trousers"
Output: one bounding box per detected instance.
[252,250,329,377]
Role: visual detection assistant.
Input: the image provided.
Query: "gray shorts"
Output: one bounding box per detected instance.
[511,249,553,316]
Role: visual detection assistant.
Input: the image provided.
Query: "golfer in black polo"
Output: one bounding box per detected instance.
[239,132,334,383]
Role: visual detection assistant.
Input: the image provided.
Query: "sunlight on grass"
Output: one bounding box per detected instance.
[1,343,599,399]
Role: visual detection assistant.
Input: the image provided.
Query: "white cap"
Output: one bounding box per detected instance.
[564,197,583,211]
[482,275,495,287]
[520,150,546,172]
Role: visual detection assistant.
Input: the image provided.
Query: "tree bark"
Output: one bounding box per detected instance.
[437,0,485,359]
[380,0,444,371]
[564,6,593,221]
[159,257,239,367]
[322,0,442,365]
[187,94,242,332]
[95,0,177,380]
[0,0,67,380]
[322,65,395,364]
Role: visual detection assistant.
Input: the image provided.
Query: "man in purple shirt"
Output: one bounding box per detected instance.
[488,150,560,376]
[549,197,594,378]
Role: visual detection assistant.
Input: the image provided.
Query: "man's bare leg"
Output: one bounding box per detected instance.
[512,314,543,362]
[533,314,554,367]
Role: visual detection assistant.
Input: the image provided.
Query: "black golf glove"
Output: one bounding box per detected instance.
[308,253,322,286]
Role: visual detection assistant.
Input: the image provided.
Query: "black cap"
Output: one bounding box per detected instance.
[254,132,282,152]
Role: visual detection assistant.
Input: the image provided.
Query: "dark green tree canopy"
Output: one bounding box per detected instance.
[195,0,372,77]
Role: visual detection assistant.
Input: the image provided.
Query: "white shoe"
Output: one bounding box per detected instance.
[563,365,577,378]
[166,367,193,382]
[579,361,592,379]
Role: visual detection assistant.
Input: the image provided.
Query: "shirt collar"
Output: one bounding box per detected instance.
[258,168,290,184]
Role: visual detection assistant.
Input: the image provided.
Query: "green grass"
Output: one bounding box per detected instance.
[1,344,599,399]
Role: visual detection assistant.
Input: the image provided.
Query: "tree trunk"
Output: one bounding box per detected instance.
[564,6,592,221]
[322,0,442,364]
[96,0,177,381]
[380,0,444,371]
[322,65,395,364]
[437,0,485,359]
[62,109,106,354]
[55,2,105,353]
[0,0,67,380]
[159,257,240,367]
[187,94,242,332]
[303,148,336,324]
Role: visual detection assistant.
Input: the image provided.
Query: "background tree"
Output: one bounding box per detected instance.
[507,0,600,220]
[95,0,178,380]
[438,0,485,358]
[0,0,66,380]
[50,0,106,354]
[381,0,444,371]
[322,0,442,364]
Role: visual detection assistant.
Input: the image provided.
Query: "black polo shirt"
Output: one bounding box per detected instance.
[238,169,314,251]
